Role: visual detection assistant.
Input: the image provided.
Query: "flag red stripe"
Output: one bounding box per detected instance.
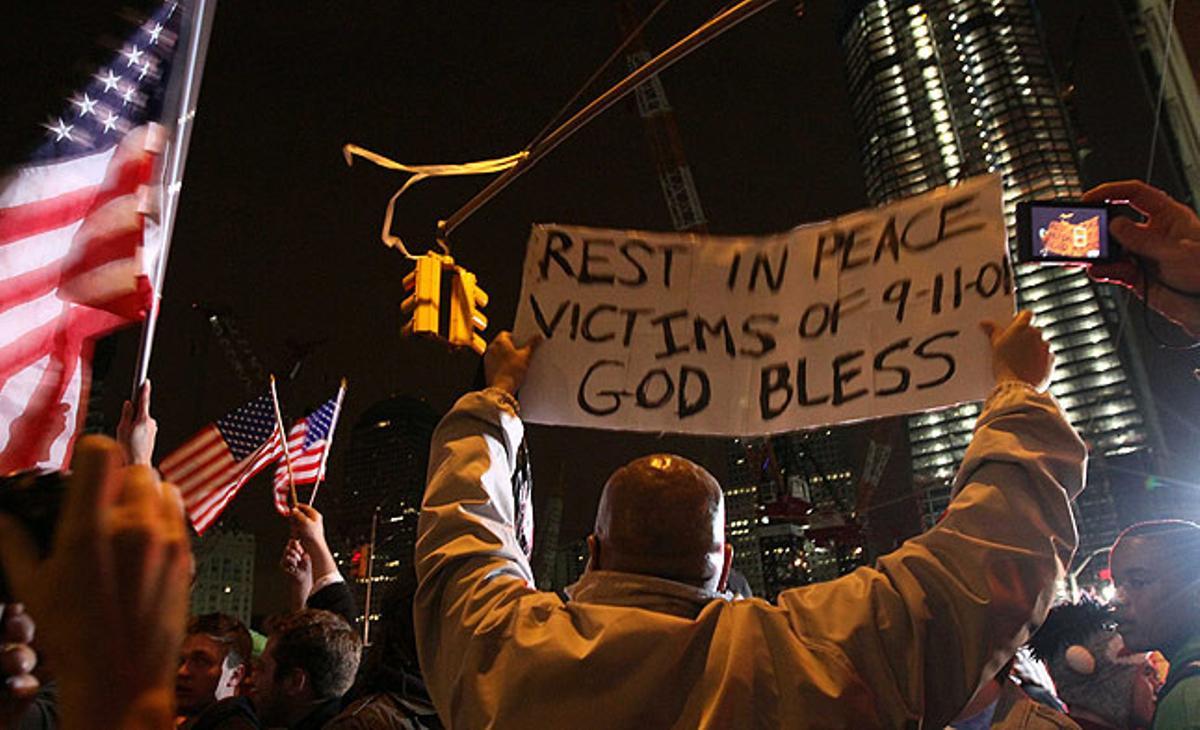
[186,444,276,524]
[159,426,221,471]
[0,188,98,245]
[0,135,151,247]
[178,451,245,498]
[189,438,283,530]
[182,464,241,507]
[0,304,122,383]
[0,308,64,381]
[0,265,67,317]
[62,217,143,282]
[167,439,228,487]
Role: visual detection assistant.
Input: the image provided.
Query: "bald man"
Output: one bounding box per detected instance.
[415,313,1086,728]
[589,454,730,592]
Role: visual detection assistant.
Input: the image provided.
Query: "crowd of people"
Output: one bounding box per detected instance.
[0,179,1198,728]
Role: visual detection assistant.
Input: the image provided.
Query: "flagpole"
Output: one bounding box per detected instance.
[308,378,347,507]
[269,375,298,508]
[132,0,220,394]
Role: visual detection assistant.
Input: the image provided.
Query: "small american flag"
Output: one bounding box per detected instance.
[0,1,190,473]
[273,384,346,514]
[161,393,284,534]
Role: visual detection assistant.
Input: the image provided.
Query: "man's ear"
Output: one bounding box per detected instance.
[586,534,600,572]
[717,543,733,593]
[282,666,309,697]
[227,662,246,689]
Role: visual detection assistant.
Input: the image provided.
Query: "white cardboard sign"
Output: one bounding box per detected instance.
[512,174,1013,436]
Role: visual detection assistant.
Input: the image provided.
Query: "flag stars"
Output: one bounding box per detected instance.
[100,111,121,133]
[138,60,154,80]
[42,117,75,142]
[71,93,98,117]
[121,45,145,67]
[147,22,164,44]
[119,85,138,106]
[95,68,122,92]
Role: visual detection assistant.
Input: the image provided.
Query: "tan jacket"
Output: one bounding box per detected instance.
[415,383,1085,729]
[989,680,1081,729]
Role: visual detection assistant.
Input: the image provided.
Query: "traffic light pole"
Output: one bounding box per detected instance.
[361,506,380,644]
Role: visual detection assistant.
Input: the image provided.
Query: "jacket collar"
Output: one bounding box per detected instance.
[566,569,733,619]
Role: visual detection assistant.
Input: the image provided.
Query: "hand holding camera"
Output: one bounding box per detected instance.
[1016,181,1200,338]
[1082,180,1200,337]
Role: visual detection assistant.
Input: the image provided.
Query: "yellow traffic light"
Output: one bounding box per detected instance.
[401,253,489,353]
[401,253,446,336]
[448,266,489,354]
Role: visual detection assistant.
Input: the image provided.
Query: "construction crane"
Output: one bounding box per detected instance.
[193,302,270,396]
[614,0,708,233]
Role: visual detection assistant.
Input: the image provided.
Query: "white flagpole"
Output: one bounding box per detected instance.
[269,375,298,508]
[308,378,347,507]
[133,0,220,393]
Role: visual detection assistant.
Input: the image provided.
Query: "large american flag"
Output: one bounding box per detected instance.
[273,384,346,514]
[0,2,188,473]
[160,393,284,534]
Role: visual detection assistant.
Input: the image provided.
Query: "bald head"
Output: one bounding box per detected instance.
[591,454,730,591]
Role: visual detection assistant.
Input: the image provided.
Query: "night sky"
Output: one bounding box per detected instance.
[7,1,1200,615]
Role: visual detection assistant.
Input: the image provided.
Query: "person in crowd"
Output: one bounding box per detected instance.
[280,504,356,626]
[1083,180,1200,337]
[0,601,56,730]
[948,657,1077,730]
[414,312,1087,728]
[254,609,361,730]
[1109,520,1200,728]
[325,568,442,730]
[0,436,191,730]
[1027,598,1158,730]
[176,613,258,730]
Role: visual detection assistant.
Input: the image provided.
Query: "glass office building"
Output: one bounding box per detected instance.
[840,0,1159,551]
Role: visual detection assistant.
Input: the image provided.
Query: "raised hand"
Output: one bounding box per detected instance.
[117,379,158,466]
[980,311,1054,391]
[483,332,543,397]
[279,538,313,611]
[1083,180,1200,336]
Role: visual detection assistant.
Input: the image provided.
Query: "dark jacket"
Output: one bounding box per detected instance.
[16,681,57,730]
[292,697,343,730]
[188,697,259,730]
[325,691,442,730]
[307,581,357,628]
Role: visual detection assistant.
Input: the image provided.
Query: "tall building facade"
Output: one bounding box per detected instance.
[190,526,255,625]
[327,395,439,635]
[840,0,1161,555]
[1122,0,1200,204]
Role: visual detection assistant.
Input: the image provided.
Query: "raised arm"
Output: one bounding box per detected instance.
[776,312,1085,726]
[413,333,548,720]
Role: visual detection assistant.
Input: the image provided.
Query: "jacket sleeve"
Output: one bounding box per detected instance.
[307,580,358,628]
[413,389,553,723]
[775,381,1086,727]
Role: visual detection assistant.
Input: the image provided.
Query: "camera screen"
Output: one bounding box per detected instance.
[1028,204,1109,260]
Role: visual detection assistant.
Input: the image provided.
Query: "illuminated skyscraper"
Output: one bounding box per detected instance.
[840,0,1163,554]
[328,395,439,633]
